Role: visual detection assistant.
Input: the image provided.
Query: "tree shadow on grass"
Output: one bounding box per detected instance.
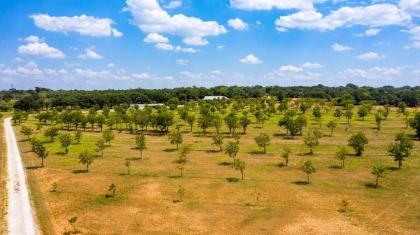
[329,165,343,169]
[226,177,239,183]
[249,150,265,155]
[167,175,182,179]
[163,148,177,152]
[218,161,232,166]
[292,180,309,185]
[387,166,399,171]
[26,165,43,170]
[125,157,142,161]
[72,169,88,174]
[277,163,286,168]
[206,149,221,153]
[365,182,380,188]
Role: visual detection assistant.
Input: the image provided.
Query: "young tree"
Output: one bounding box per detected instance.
[30,137,41,152]
[168,131,183,149]
[95,139,106,157]
[281,148,291,167]
[410,112,420,139]
[177,185,186,202]
[234,158,246,180]
[304,131,320,155]
[108,183,117,197]
[224,112,239,135]
[103,130,115,146]
[240,114,251,134]
[79,151,95,172]
[59,133,72,154]
[334,108,343,119]
[348,132,368,156]
[34,143,48,167]
[327,120,337,136]
[344,110,353,131]
[68,216,78,234]
[20,126,33,140]
[44,127,59,142]
[135,134,147,159]
[254,133,270,154]
[225,141,239,161]
[185,113,196,132]
[375,113,383,131]
[301,160,316,184]
[336,146,348,168]
[371,165,386,188]
[388,132,414,169]
[176,145,191,177]
[125,159,131,175]
[212,133,224,151]
[383,104,390,120]
[312,106,322,127]
[74,130,82,144]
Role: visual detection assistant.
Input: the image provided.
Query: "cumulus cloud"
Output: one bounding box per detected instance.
[240,54,262,64]
[176,59,188,66]
[278,65,303,72]
[125,0,226,46]
[365,28,381,36]
[144,33,169,43]
[230,0,315,11]
[302,62,323,68]
[340,67,401,80]
[155,43,198,53]
[18,36,65,59]
[78,48,103,59]
[30,14,123,37]
[408,26,420,48]
[164,0,182,9]
[331,43,351,52]
[399,0,420,17]
[275,4,410,31]
[357,52,382,61]
[228,18,248,30]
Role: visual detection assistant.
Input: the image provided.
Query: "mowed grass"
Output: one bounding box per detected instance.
[15,107,420,234]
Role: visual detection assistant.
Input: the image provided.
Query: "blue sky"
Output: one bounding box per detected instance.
[0,0,420,89]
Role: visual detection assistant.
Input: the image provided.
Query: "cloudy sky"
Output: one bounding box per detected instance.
[0,0,420,89]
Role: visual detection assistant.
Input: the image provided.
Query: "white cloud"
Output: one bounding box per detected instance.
[155,43,198,53]
[75,68,111,79]
[78,48,103,59]
[302,62,323,68]
[340,67,401,79]
[399,0,420,17]
[228,18,249,30]
[331,43,351,52]
[30,14,123,37]
[155,43,174,51]
[164,0,182,9]
[278,65,303,72]
[125,0,226,46]
[183,37,209,46]
[240,54,262,64]
[107,63,115,68]
[275,4,411,31]
[18,38,65,59]
[230,0,315,11]
[408,26,420,48]
[176,59,188,66]
[144,33,169,43]
[357,52,382,61]
[365,28,381,36]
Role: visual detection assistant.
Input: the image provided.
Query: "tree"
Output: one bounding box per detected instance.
[312,106,322,127]
[212,134,224,151]
[225,141,239,161]
[344,110,353,131]
[388,132,414,169]
[185,113,195,132]
[383,105,390,120]
[224,112,239,135]
[44,127,59,142]
[108,183,116,197]
[68,216,78,234]
[96,115,106,131]
[371,165,386,188]
[240,114,251,134]
[357,105,369,120]
[34,143,48,167]
[135,134,147,159]
[79,151,95,172]
[410,112,420,139]
[168,131,183,149]
[30,137,41,152]
[348,132,368,156]
[103,130,115,146]
[125,160,131,175]
[301,160,316,184]
[95,139,106,157]
[336,146,347,168]
[212,114,223,134]
[327,120,337,136]
[59,133,72,154]
[20,126,33,140]
[177,185,186,202]
[375,113,383,131]
[254,133,270,154]
[176,145,191,177]
[74,130,82,144]
[334,108,343,119]
[304,131,320,155]
[281,148,291,167]
[234,158,246,180]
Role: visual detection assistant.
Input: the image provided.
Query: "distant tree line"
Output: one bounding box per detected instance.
[5,84,420,111]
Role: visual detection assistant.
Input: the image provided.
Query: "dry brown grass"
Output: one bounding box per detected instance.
[14,108,420,234]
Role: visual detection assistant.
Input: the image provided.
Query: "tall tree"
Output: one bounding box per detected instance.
[79,151,95,172]
[348,132,368,156]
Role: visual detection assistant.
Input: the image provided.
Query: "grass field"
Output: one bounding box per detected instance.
[14,107,420,234]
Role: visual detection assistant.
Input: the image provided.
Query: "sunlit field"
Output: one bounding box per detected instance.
[14,105,420,234]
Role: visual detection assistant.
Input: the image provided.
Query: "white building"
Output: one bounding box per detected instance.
[130,103,165,110]
[203,96,228,100]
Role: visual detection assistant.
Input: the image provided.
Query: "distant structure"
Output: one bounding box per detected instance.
[130,103,165,110]
[203,96,228,101]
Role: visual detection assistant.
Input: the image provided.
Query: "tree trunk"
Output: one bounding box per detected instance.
[307,174,310,184]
